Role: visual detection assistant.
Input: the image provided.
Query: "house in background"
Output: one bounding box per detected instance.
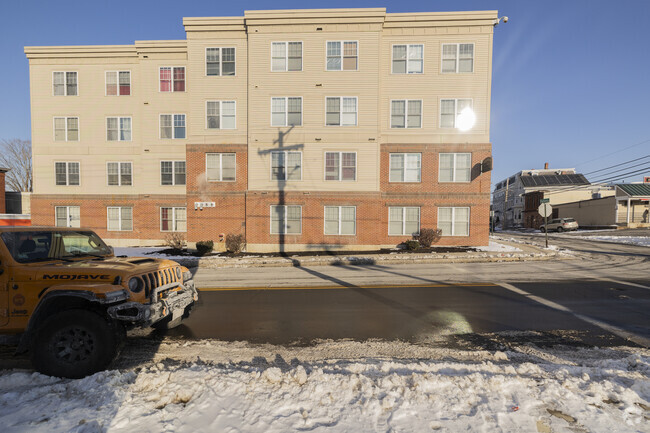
[0,168,31,226]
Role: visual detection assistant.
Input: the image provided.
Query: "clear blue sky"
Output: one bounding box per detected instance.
[2,0,649,184]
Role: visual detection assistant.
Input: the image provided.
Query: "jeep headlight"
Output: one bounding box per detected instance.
[175,267,182,279]
[128,277,144,293]
[183,270,192,282]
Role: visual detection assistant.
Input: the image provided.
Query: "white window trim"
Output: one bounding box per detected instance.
[52,71,79,96]
[158,66,186,92]
[104,70,131,96]
[388,206,421,236]
[53,116,80,142]
[159,113,186,139]
[390,44,424,74]
[270,97,303,127]
[105,116,132,142]
[205,47,237,77]
[324,96,358,127]
[325,40,360,71]
[324,206,357,236]
[439,98,474,129]
[323,151,357,181]
[160,160,186,186]
[205,153,237,183]
[438,206,471,236]
[160,207,187,233]
[441,43,475,74]
[269,205,302,235]
[270,42,303,72]
[205,100,237,130]
[106,161,133,187]
[388,153,422,183]
[54,161,81,186]
[389,99,423,129]
[55,206,80,228]
[107,206,133,232]
[438,153,472,183]
[269,151,303,181]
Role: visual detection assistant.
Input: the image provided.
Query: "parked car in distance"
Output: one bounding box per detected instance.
[539,218,579,233]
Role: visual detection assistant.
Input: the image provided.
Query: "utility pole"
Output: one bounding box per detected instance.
[503,177,510,229]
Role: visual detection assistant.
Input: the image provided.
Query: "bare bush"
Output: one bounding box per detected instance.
[164,232,186,252]
[416,228,442,247]
[225,233,246,254]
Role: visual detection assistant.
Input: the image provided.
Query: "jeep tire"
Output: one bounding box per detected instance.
[31,310,120,378]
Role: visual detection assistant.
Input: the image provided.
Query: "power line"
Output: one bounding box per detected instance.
[583,153,650,176]
[575,138,650,169]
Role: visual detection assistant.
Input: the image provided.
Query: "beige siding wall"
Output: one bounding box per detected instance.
[556,197,616,226]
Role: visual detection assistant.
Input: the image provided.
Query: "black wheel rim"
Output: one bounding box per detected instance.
[52,327,95,364]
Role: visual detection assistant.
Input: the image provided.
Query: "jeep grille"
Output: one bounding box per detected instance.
[141,267,180,297]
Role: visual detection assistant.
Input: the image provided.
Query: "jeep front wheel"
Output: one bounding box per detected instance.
[31,310,120,378]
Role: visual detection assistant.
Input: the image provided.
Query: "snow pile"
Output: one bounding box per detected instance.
[1,349,648,432]
[112,247,189,261]
[581,236,650,247]
[475,241,522,252]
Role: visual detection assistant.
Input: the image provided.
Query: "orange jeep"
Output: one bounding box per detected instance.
[0,226,198,378]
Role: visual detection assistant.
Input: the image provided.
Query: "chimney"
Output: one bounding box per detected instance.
[544,162,549,169]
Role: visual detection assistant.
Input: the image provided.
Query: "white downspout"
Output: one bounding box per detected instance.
[626,197,631,225]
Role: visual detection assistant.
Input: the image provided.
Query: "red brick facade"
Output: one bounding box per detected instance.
[0,170,6,213]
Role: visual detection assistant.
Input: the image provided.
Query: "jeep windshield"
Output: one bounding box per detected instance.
[0,230,112,264]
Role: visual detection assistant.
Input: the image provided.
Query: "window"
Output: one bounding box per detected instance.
[159,67,185,92]
[206,48,236,76]
[326,41,358,71]
[325,152,356,181]
[271,97,302,126]
[326,97,357,126]
[206,153,236,182]
[53,72,77,96]
[53,117,79,141]
[391,100,422,128]
[55,162,80,186]
[439,153,471,182]
[442,43,474,73]
[270,205,301,234]
[161,161,186,185]
[389,153,421,182]
[107,207,133,231]
[206,101,236,129]
[324,206,356,235]
[389,207,420,236]
[105,71,130,95]
[438,207,470,236]
[272,42,302,71]
[440,99,473,128]
[161,207,186,232]
[160,114,186,139]
[107,162,132,186]
[271,151,301,181]
[55,206,80,228]
[106,117,132,141]
[392,45,423,74]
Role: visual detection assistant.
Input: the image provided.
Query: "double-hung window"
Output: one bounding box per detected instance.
[160,114,186,139]
[55,162,80,186]
[55,206,80,228]
[206,153,236,182]
[440,99,473,128]
[161,207,186,232]
[271,151,301,181]
[326,41,358,71]
[206,101,236,129]
[54,117,79,141]
[325,152,356,181]
[107,207,133,231]
[271,42,302,71]
[389,207,420,236]
[270,205,301,235]
[107,162,132,186]
[53,72,77,96]
[106,117,132,141]
[206,48,236,76]
[105,71,130,95]
[324,206,356,235]
[438,207,470,236]
[391,100,422,128]
[389,153,421,182]
[392,45,423,74]
[326,97,357,126]
[161,161,186,185]
[159,67,185,92]
[271,97,302,126]
[439,153,471,182]
[442,43,474,73]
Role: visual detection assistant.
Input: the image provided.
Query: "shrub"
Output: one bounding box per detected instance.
[405,240,420,251]
[416,228,442,247]
[164,232,186,252]
[225,233,246,254]
[196,240,214,256]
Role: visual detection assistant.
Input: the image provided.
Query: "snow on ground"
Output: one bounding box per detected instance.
[475,240,522,252]
[581,236,650,247]
[113,247,188,261]
[1,341,648,433]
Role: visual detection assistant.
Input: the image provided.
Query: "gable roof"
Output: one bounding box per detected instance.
[519,174,589,188]
[617,183,650,197]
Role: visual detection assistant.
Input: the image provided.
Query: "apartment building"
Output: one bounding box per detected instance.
[25,8,496,251]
